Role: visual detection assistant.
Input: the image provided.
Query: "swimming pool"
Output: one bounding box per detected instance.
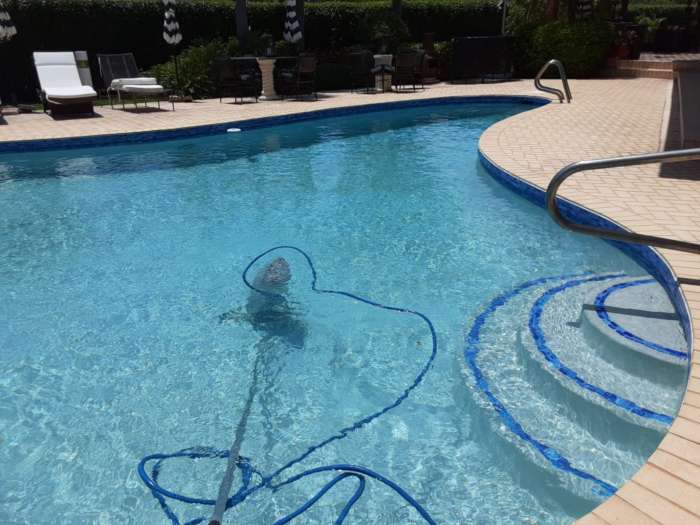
[0,101,689,524]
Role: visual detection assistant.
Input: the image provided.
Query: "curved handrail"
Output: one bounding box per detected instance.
[546,148,700,254]
[535,59,572,103]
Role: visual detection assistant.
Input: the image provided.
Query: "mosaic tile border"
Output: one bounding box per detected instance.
[0,95,547,154]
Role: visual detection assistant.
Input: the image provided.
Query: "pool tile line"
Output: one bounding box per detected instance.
[0,95,548,154]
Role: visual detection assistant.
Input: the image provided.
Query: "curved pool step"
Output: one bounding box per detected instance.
[526,275,687,428]
[464,273,689,499]
[526,276,682,426]
[581,277,688,365]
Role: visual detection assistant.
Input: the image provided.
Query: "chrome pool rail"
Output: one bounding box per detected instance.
[535,59,572,103]
[546,148,700,254]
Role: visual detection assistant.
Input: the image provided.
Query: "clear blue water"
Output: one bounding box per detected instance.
[0,102,688,524]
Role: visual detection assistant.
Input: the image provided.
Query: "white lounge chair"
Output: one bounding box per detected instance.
[33,51,97,115]
[97,53,172,111]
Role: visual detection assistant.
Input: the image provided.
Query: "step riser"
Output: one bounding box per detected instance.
[614,68,674,79]
[516,330,666,445]
[579,313,687,379]
[616,60,674,70]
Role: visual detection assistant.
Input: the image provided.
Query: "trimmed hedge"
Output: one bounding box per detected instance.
[0,0,499,101]
[527,20,614,77]
[629,4,694,25]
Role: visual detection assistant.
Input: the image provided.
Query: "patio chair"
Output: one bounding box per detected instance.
[97,53,172,111]
[215,57,262,103]
[274,55,318,100]
[392,52,423,92]
[348,50,375,93]
[33,52,98,116]
[452,36,513,82]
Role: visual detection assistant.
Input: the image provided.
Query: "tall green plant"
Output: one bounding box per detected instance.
[148,38,239,98]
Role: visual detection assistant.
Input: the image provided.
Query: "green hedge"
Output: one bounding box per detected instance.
[513,19,614,78]
[629,4,693,25]
[1,0,499,100]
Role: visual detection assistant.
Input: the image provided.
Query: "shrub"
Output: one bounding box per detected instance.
[148,38,239,98]
[515,19,614,77]
[628,4,693,26]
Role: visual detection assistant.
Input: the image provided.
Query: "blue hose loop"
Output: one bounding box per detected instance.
[529,274,674,425]
[594,278,688,361]
[271,471,366,525]
[270,464,436,525]
[138,246,438,524]
[465,273,617,497]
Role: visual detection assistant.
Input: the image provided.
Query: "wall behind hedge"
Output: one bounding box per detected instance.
[0,0,499,101]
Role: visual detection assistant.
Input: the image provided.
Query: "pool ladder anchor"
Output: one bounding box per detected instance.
[535,59,572,103]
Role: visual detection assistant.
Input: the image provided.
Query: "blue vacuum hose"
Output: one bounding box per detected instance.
[138,246,438,524]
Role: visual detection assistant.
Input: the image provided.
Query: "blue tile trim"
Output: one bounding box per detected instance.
[0,95,549,154]
[594,279,688,361]
[478,150,693,356]
[529,274,674,425]
[464,273,617,497]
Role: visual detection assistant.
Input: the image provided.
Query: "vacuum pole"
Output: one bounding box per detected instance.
[209,349,263,525]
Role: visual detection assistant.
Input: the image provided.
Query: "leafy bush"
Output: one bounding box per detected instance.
[515,19,614,77]
[148,38,239,98]
[316,62,352,90]
[628,4,692,25]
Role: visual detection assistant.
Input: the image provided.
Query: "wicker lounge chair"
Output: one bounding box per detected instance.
[97,53,172,111]
[274,55,318,100]
[33,52,98,115]
[348,51,375,93]
[391,51,423,92]
[215,57,262,103]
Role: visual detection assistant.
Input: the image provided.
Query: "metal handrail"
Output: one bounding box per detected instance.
[546,148,700,254]
[535,59,572,103]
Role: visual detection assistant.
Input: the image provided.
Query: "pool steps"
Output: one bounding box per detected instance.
[465,274,689,501]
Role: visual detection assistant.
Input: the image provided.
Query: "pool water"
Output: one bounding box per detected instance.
[0,102,688,524]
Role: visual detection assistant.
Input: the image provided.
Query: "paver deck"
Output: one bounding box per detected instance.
[2,78,699,523]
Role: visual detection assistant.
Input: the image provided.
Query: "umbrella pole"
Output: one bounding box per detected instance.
[174,53,181,97]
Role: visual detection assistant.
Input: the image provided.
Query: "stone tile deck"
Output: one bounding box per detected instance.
[2,78,699,523]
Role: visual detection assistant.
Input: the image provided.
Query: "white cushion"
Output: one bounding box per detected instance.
[110,77,158,89]
[120,84,165,94]
[45,85,97,100]
[33,52,84,91]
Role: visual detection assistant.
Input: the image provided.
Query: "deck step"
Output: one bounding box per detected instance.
[613,67,674,79]
[616,59,674,71]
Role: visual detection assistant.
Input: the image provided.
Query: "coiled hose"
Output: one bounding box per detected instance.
[138,246,438,524]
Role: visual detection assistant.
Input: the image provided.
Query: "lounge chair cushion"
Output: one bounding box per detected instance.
[120,84,166,94]
[110,77,158,89]
[45,85,98,100]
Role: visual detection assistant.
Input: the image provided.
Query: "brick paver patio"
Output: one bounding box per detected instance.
[2,77,699,524]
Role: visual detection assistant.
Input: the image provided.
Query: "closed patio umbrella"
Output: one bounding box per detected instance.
[162,0,182,46]
[0,1,17,41]
[283,0,303,44]
[162,0,183,95]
